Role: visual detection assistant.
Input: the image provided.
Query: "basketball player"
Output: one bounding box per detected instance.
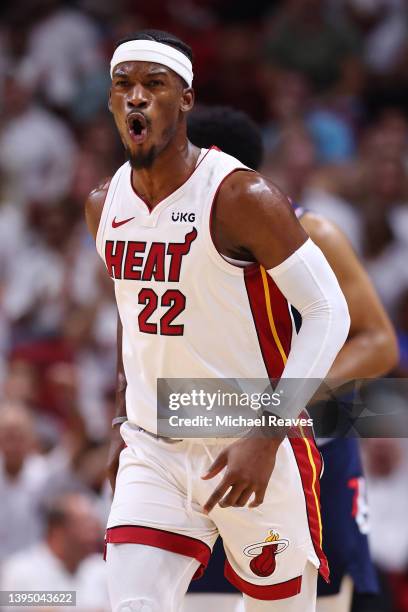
[85,30,350,612]
[187,105,398,612]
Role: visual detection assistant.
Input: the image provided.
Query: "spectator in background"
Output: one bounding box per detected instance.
[0,164,30,382]
[63,262,117,442]
[0,360,112,519]
[0,492,108,611]
[2,203,97,343]
[262,0,366,136]
[0,194,115,439]
[0,388,94,563]
[329,0,408,78]
[363,439,408,611]
[261,123,318,204]
[0,403,46,561]
[304,108,408,318]
[0,76,77,207]
[2,360,39,411]
[263,0,361,93]
[199,23,267,122]
[0,403,71,562]
[262,67,356,163]
[16,0,104,111]
[360,154,408,317]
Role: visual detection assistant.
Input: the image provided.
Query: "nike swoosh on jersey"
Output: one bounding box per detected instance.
[112,216,135,228]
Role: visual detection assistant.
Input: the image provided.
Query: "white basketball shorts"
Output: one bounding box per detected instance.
[105,422,328,601]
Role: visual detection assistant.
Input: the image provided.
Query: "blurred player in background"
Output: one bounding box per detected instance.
[187,105,398,612]
[85,29,350,612]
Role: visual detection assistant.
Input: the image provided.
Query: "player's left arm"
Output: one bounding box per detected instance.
[301,212,399,379]
[203,172,350,512]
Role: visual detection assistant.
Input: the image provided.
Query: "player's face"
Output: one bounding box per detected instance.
[110,61,193,169]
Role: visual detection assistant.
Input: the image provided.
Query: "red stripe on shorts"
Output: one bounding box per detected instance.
[104,525,211,579]
[224,560,302,600]
[289,431,329,582]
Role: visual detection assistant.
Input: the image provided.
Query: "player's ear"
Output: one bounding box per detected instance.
[180,88,194,113]
[108,90,113,113]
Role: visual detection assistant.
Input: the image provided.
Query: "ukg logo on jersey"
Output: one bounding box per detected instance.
[171,211,196,223]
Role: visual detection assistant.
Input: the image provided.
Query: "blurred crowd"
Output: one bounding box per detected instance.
[0,0,408,610]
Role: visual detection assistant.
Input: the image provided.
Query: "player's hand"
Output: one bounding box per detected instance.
[107,426,126,493]
[201,436,283,513]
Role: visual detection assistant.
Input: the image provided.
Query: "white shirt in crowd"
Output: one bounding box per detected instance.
[0,450,69,563]
[0,107,76,206]
[17,8,102,108]
[366,440,408,572]
[0,543,109,611]
[303,188,408,317]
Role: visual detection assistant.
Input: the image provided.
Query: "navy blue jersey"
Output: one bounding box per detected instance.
[318,438,378,595]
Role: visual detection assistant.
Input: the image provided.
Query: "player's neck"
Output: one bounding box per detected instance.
[130,136,201,210]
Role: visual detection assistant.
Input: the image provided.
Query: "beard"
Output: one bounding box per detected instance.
[126,144,158,170]
[125,122,178,170]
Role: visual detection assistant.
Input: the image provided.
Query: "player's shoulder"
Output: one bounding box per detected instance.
[213,169,298,249]
[219,169,287,208]
[85,176,112,241]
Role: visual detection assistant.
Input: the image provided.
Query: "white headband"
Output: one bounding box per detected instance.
[110,40,193,87]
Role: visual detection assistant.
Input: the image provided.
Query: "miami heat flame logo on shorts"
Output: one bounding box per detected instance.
[243,530,289,577]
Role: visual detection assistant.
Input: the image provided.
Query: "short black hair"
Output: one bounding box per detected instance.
[115,29,193,63]
[188,106,264,170]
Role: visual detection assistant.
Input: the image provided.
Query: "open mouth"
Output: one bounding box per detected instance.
[127,112,148,144]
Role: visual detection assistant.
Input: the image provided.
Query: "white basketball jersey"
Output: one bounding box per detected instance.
[96,147,294,433]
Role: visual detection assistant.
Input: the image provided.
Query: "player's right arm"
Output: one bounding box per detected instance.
[85,179,127,492]
[106,314,127,492]
[84,178,111,241]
